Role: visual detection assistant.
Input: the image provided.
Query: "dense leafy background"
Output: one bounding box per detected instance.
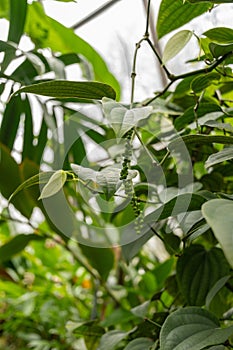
[0,0,233,349]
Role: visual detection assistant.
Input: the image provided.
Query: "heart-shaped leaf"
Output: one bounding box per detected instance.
[160,307,233,350]
[177,245,230,306]
[102,98,152,138]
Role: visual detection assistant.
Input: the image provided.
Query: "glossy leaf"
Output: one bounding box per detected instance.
[205,146,233,168]
[25,2,120,99]
[12,80,116,101]
[0,234,43,263]
[202,199,233,268]
[8,0,27,44]
[204,27,233,43]
[191,72,221,93]
[160,307,233,350]
[177,245,230,305]
[162,30,193,63]
[102,98,152,138]
[38,170,67,200]
[157,0,210,39]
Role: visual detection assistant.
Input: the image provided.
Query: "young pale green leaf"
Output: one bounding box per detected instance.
[11,80,116,101]
[191,72,221,93]
[177,245,230,306]
[202,199,233,268]
[162,30,193,63]
[124,338,154,350]
[8,171,54,204]
[38,170,67,200]
[157,0,210,39]
[204,27,233,43]
[160,307,233,350]
[102,98,152,138]
[205,146,233,168]
[0,234,43,263]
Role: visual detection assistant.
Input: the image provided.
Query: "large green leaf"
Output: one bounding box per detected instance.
[169,134,233,149]
[202,199,233,268]
[177,245,230,306]
[12,80,116,101]
[0,234,43,264]
[25,2,120,99]
[160,307,233,350]
[157,0,210,39]
[79,245,114,281]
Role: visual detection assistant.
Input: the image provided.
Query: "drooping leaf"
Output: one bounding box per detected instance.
[162,30,193,63]
[203,120,233,133]
[205,146,233,168]
[38,170,67,200]
[102,98,152,138]
[25,2,120,99]
[188,0,233,2]
[202,199,233,268]
[160,307,233,350]
[157,0,210,39]
[71,164,138,199]
[11,80,116,101]
[177,245,230,306]
[0,234,43,264]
